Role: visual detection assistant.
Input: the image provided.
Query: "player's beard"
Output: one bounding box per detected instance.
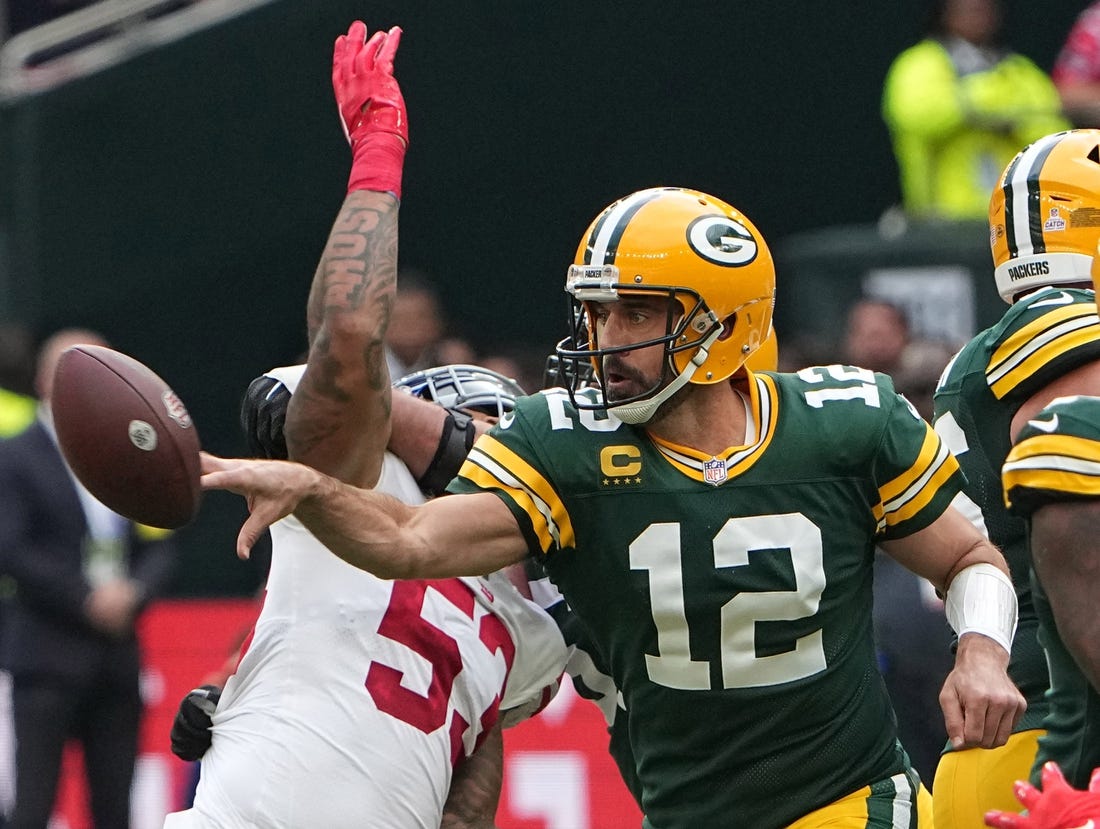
[602,355,663,403]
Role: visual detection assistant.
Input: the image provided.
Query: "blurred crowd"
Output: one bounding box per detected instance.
[3,0,1100,827]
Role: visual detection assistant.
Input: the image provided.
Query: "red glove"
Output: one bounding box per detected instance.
[331,21,408,198]
[985,763,1100,829]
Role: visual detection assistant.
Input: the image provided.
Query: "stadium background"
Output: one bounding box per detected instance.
[0,3,1088,825]
[0,0,1085,593]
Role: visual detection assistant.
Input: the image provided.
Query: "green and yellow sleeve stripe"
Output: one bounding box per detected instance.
[457,434,575,554]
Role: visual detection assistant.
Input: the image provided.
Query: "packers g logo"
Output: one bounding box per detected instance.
[686,215,758,267]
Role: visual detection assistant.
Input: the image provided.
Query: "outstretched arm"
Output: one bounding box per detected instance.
[201,452,529,578]
[286,22,408,488]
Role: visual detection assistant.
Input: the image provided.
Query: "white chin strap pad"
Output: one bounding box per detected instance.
[608,328,721,425]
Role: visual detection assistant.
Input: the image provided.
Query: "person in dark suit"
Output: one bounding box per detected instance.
[0,328,177,829]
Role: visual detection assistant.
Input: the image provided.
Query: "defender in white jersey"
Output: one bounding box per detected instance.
[168,367,565,829]
[166,23,565,828]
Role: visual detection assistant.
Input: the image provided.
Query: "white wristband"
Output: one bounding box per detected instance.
[944,563,1018,654]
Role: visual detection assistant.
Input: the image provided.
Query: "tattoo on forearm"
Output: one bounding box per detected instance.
[291,191,398,456]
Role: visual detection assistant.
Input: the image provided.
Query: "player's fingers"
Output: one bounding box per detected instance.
[346,20,366,44]
[375,26,401,73]
[359,29,386,75]
[1014,778,1043,812]
[961,695,989,747]
[332,35,347,88]
[990,705,1015,749]
[1089,765,1100,793]
[940,686,966,749]
[236,508,274,561]
[200,451,231,474]
[236,527,254,560]
[983,810,1022,829]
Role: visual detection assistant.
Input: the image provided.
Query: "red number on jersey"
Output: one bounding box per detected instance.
[365,579,517,759]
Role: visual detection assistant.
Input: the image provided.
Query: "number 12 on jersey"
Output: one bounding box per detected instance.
[631,514,827,690]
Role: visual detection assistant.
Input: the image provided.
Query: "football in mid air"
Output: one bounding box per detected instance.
[51,345,202,529]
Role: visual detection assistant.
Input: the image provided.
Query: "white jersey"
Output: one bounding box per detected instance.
[169,452,566,829]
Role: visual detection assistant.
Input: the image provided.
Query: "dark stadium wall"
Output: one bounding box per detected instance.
[0,1,1086,594]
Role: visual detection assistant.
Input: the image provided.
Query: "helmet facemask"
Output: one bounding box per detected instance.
[393,364,525,419]
[555,265,724,424]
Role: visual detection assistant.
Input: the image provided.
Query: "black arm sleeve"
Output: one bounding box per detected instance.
[417,408,476,497]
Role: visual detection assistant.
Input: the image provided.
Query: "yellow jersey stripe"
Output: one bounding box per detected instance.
[1003,434,1100,504]
[883,441,958,527]
[879,426,939,504]
[459,434,576,551]
[458,459,556,553]
[988,306,1100,398]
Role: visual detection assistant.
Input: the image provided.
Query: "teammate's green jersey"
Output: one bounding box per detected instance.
[453,366,962,829]
[1004,394,1100,788]
[933,286,1100,733]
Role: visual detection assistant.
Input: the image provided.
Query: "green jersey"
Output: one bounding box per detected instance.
[1004,394,1100,788]
[933,286,1100,732]
[453,366,962,829]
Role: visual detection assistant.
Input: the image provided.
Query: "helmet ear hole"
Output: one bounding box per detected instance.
[717,314,737,342]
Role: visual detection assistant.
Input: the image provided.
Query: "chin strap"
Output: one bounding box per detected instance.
[608,326,723,425]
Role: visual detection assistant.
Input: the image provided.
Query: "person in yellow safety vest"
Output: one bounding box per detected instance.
[882,0,1070,220]
[0,324,37,438]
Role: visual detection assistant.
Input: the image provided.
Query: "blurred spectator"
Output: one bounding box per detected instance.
[894,337,959,422]
[843,298,911,374]
[384,269,451,380]
[0,328,177,829]
[0,324,36,439]
[1053,2,1100,127]
[882,0,1070,219]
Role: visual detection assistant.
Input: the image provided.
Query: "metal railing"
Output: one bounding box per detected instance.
[0,0,274,100]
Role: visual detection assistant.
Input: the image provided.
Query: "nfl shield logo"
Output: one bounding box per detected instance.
[703,457,727,486]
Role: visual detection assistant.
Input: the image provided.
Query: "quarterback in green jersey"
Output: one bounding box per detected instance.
[1004,394,1100,791]
[932,128,1100,827]
[202,187,1025,829]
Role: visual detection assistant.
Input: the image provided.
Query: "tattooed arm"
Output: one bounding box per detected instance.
[285,189,397,487]
[284,23,407,488]
[441,722,504,829]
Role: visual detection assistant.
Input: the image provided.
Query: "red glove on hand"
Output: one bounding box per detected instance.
[985,763,1100,829]
[332,21,408,198]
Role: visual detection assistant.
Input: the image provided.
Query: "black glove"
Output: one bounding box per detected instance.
[240,375,291,460]
[170,684,222,761]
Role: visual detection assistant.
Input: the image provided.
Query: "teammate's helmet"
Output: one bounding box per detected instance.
[393,364,525,418]
[555,187,775,424]
[990,129,1100,304]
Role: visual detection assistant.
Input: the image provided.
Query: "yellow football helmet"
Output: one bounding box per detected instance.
[744,325,778,372]
[989,129,1100,304]
[555,187,775,424]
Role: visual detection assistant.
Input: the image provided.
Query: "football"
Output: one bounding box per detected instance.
[50,345,202,529]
